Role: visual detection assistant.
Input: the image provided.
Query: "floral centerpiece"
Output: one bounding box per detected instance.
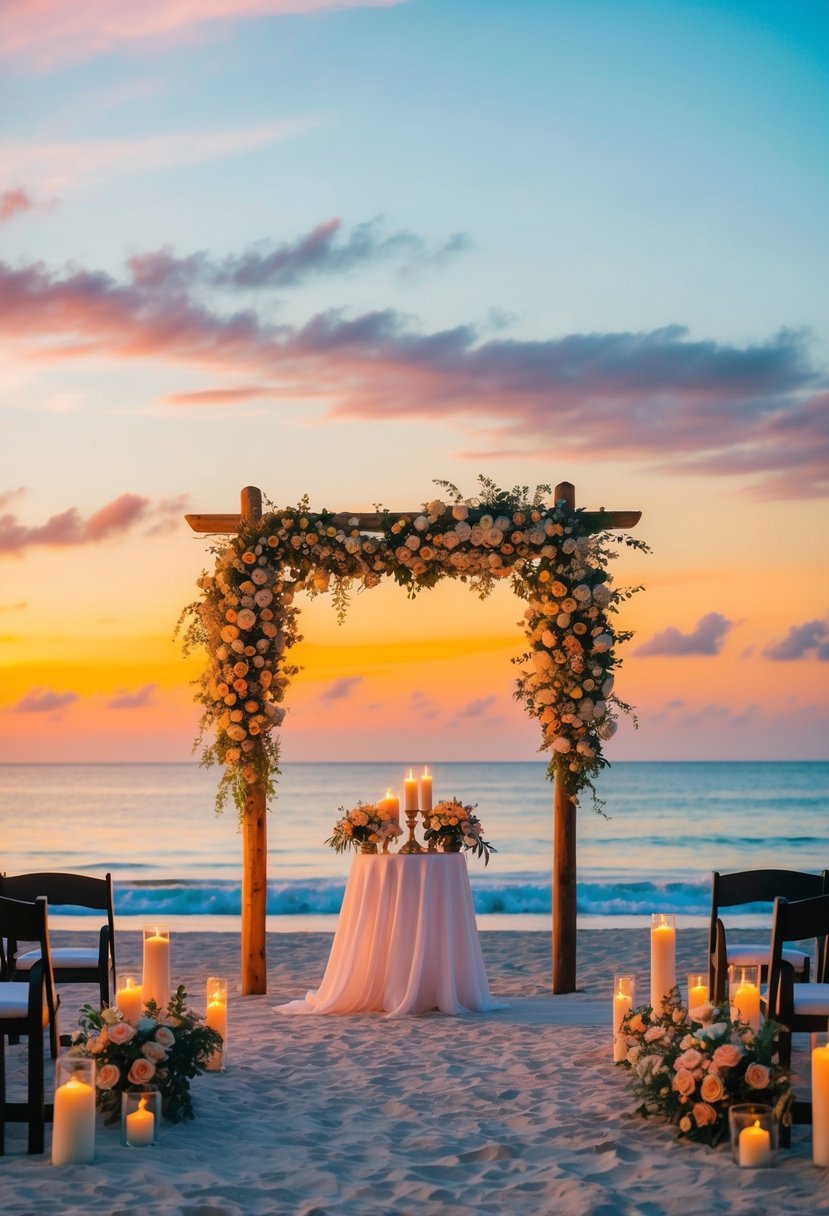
[619,988,792,1146]
[423,798,496,865]
[69,986,223,1124]
[326,801,403,853]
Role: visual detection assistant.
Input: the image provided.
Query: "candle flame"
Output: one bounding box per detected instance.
[139,1095,148,1112]
[753,1120,760,1130]
[423,767,430,777]
[385,789,392,798]
[407,769,413,779]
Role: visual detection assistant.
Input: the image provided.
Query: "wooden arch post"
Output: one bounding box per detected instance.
[552,480,577,995]
[240,486,268,995]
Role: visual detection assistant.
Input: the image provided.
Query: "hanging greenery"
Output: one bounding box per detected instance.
[178,478,648,815]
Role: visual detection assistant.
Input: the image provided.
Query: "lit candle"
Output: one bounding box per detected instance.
[612,976,634,1063]
[126,1094,155,1147]
[420,768,433,814]
[650,914,676,1013]
[116,975,144,1024]
[52,1073,95,1165]
[733,969,761,1033]
[404,770,418,813]
[738,1119,772,1167]
[688,973,708,1011]
[380,789,400,826]
[206,976,228,1071]
[142,925,171,1010]
[812,1036,829,1166]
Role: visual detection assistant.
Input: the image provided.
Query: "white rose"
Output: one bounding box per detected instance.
[443,532,459,549]
[236,609,257,631]
[414,515,429,531]
[254,589,273,607]
[486,527,503,546]
[251,568,269,585]
[573,584,592,602]
[454,521,472,541]
[452,504,468,520]
[405,535,420,551]
[602,676,615,697]
[552,737,571,753]
[592,633,613,652]
[592,584,612,606]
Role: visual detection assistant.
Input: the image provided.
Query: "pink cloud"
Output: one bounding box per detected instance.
[319,676,363,703]
[0,188,33,222]
[0,490,189,557]
[14,687,79,714]
[764,620,829,662]
[165,386,275,406]
[0,1,404,70]
[636,613,735,657]
[108,684,157,709]
[2,238,827,499]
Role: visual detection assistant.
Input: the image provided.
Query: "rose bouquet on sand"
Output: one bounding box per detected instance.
[423,798,496,865]
[326,801,403,853]
[619,987,792,1146]
[69,985,223,1123]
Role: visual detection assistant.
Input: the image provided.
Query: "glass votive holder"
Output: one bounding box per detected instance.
[613,975,635,1062]
[115,973,144,1024]
[205,975,228,1072]
[687,972,709,1013]
[121,1089,161,1148]
[142,924,171,1010]
[52,1056,96,1166]
[729,963,761,1032]
[729,1103,777,1167]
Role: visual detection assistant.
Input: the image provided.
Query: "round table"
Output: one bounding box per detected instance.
[276,853,498,1017]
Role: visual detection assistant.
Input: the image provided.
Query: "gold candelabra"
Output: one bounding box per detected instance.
[399,802,424,854]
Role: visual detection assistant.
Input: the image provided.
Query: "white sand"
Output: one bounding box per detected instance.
[2,928,826,1215]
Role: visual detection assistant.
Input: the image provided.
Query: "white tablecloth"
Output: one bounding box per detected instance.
[276,853,498,1017]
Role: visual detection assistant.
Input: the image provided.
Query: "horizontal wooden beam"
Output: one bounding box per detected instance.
[185,509,641,535]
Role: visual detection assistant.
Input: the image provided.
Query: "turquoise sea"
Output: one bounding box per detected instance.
[1,761,826,931]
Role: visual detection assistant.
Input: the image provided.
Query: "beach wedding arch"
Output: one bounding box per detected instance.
[180,478,645,995]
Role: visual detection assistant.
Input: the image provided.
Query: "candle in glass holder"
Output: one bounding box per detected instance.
[116,974,143,1024]
[420,768,433,814]
[730,964,761,1032]
[52,1058,95,1165]
[404,770,418,812]
[612,975,635,1063]
[126,1094,155,1146]
[739,1119,772,1167]
[811,1029,829,1166]
[650,914,676,1013]
[687,973,709,1012]
[142,924,171,1010]
[206,976,228,1071]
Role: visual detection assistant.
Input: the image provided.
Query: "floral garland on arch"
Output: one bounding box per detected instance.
[178,477,647,815]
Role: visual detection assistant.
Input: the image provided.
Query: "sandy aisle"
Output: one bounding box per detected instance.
[2,929,826,1215]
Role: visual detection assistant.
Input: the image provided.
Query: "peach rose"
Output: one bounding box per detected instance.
[108,1022,136,1045]
[700,1073,725,1103]
[692,1102,718,1127]
[127,1058,156,1085]
[673,1069,696,1096]
[745,1062,770,1089]
[154,1024,175,1050]
[675,1048,703,1071]
[141,1040,167,1063]
[96,1063,121,1090]
[712,1043,742,1069]
[645,1026,664,1042]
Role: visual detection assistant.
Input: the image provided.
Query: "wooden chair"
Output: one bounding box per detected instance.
[708,869,829,1002]
[0,896,58,1154]
[767,892,829,1072]
[0,872,116,1012]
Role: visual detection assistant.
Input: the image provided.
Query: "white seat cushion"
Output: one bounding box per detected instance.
[15,947,99,970]
[728,944,810,972]
[0,982,49,1026]
[791,984,829,1017]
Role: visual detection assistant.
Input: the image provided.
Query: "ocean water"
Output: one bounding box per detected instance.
[1,761,826,931]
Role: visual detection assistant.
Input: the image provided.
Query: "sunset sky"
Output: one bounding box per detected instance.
[2,0,828,764]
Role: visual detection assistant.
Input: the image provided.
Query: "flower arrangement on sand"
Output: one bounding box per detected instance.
[69,986,223,1124]
[423,798,496,865]
[179,477,647,816]
[619,988,792,1146]
[326,801,403,853]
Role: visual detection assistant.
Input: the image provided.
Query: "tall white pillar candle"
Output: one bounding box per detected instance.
[812,1036,829,1166]
[420,768,433,814]
[142,924,171,1010]
[404,770,418,812]
[52,1060,96,1166]
[650,914,676,1013]
[613,975,635,1063]
[206,975,228,1071]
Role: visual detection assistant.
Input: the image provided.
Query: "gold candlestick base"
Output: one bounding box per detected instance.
[399,807,423,854]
